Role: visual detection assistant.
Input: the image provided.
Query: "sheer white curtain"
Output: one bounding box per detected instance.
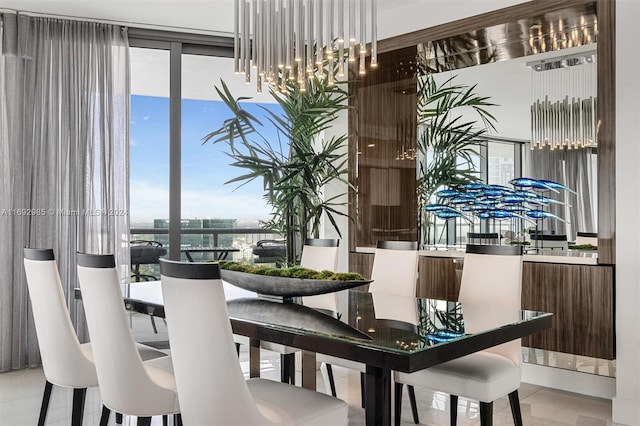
[0,13,130,371]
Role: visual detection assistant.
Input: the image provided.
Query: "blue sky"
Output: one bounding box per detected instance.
[130,95,284,223]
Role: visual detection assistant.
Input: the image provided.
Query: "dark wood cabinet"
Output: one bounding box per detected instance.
[521,262,614,359]
[414,254,615,359]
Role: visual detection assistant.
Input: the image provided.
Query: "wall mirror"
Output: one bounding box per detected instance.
[350,0,604,250]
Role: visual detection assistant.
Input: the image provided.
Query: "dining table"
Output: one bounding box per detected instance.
[82,280,552,426]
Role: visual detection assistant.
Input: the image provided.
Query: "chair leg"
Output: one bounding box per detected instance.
[174,413,183,426]
[394,382,403,426]
[360,371,366,408]
[407,385,419,424]
[99,405,111,426]
[137,416,152,426]
[162,414,168,426]
[150,315,158,334]
[325,363,337,397]
[325,364,338,397]
[283,353,296,385]
[235,342,241,356]
[479,401,493,426]
[281,353,294,384]
[37,380,53,426]
[508,390,523,426]
[280,354,287,383]
[450,394,459,426]
[290,353,297,385]
[71,388,87,426]
[116,412,123,424]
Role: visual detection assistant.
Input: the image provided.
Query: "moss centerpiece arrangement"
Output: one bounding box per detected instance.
[568,243,598,250]
[218,261,369,299]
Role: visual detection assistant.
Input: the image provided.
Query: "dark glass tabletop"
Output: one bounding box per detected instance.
[121,281,551,372]
[227,290,551,370]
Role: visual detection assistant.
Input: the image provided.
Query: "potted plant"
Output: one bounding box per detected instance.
[203,73,350,265]
[416,73,497,245]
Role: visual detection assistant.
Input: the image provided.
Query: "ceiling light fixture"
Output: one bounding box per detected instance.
[527,51,598,150]
[234,0,378,94]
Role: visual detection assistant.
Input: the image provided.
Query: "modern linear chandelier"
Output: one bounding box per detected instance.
[528,51,598,150]
[233,0,378,93]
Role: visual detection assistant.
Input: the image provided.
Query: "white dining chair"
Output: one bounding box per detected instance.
[299,238,341,310]
[160,259,348,425]
[259,238,340,385]
[77,253,181,426]
[319,240,419,404]
[23,248,167,426]
[394,244,524,426]
[575,231,598,246]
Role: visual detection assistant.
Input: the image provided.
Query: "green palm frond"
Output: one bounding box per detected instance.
[203,70,351,263]
[417,73,497,245]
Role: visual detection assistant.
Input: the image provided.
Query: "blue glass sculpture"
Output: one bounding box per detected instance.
[435,189,461,199]
[515,189,542,199]
[537,179,578,194]
[501,205,532,213]
[426,329,465,344]
[501,194,528,204]
[465,183,488,192]
[425,203,455,212]
[450,195,476,205]
[509,177,559,193]
[435,209,472,223]
[526,209,568,223]
[462,204,496,212]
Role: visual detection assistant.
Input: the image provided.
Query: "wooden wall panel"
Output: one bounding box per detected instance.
[348,48,419,249]
[596,0,616,264]
[522,262,614,359]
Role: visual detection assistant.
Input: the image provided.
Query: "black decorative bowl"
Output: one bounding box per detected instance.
[220,270,370,298]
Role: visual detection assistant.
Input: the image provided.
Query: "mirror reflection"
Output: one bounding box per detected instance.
[354,1,599,248]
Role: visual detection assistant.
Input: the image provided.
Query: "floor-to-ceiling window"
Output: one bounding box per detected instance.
[180,54,282,262]
[128,31,283,275]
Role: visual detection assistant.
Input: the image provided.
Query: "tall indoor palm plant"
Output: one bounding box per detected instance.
[417,74,497,245]
[203,75,349,264]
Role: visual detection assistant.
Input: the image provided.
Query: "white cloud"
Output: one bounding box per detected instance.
[130,181,270,223]
[182,188,271,220]
[130,181,170,222]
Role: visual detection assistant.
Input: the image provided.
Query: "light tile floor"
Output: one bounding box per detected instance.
[0,313,618,425]
[0,353,618,426]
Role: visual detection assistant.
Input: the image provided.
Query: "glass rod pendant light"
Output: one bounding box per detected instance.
[233,0,378,93]
[528,52,597,150]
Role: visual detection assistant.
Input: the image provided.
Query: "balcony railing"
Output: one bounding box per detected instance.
[130,227,277,248]
[129,227,282,264]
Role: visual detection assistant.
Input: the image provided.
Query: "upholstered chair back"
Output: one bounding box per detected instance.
[368,241,419,297]
[161,260,267,425]
[77,253,178,415]
[301,239,340,311]
[459,244,523,366]
[23,248,97,387]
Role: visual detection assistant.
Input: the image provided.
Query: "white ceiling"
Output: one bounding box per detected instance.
[0,0,528,40]
[0,0,421,36]
[3,0,533,103]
